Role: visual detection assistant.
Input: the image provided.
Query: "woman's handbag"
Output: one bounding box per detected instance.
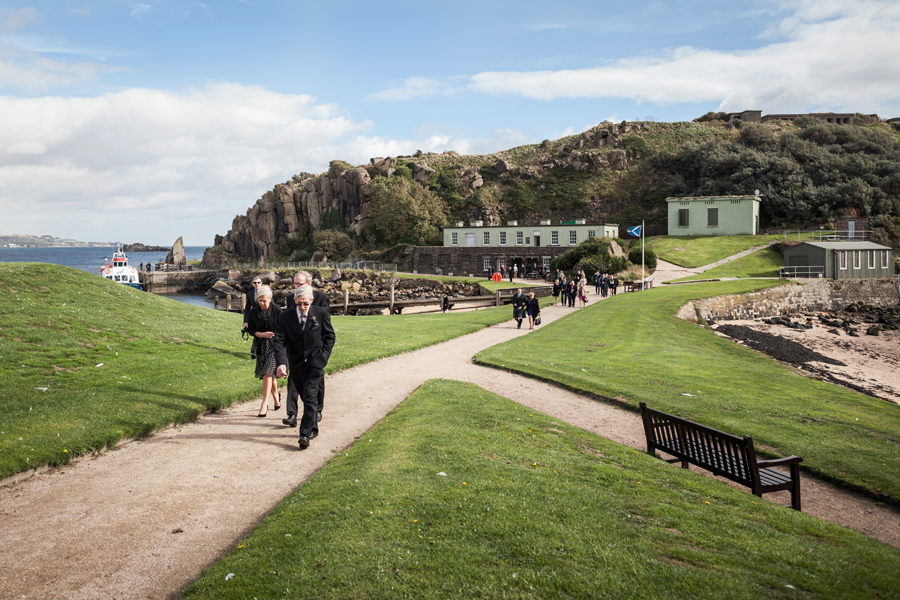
[534,316,542,326]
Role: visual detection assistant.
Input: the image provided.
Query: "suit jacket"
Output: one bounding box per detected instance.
[286,289,330,310]
[246,303,282,337]
[274,304,335,371]
[243,288,259,325]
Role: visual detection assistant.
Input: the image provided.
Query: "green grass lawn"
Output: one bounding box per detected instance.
[646,235,783,268]
[669,247,784,282]
[182,379,900,599]
[476,280,900,505]
[0,263,527,479]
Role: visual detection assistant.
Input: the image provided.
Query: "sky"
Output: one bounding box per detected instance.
[2,0,899,246]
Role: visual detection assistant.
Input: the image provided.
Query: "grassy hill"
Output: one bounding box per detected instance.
[0,263,527,479]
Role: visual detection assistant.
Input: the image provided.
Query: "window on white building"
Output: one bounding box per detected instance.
[483,231,490,245]
[839,251,847,270]
[451,232,458,246]
[483,257,490,271]
[853,251,861,269]
[542,257,551,270]
[516,231,524,245]
[707,208,718,227]
[883,250,890,268]
[569,231,577,245]
[499,231,507,245]
[679,209,689,227]
[588,230,596,238]
[551,231,559,245]
[868,250,876,269]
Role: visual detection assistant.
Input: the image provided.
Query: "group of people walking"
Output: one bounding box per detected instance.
[549,269,619,308]
[242,271,336,450]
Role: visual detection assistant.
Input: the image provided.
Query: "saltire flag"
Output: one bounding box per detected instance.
[626,225,642,237]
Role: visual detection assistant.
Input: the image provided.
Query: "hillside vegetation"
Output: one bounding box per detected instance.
[205,116,900,267]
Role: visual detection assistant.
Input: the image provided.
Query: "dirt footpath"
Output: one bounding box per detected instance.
[1,301,898,600]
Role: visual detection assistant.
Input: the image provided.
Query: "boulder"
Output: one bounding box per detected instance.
[494,159,512,173]
[207,280,242,298]
[165,236,186,266]
[413,161,436,183]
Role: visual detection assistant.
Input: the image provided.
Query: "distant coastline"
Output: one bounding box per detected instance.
[122,243,170,252]
[1,234,114,248]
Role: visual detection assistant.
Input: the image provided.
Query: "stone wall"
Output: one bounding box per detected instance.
[141,269,234,294]
[676,278,900,322]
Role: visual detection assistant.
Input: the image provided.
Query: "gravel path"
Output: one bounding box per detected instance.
[2,295,898,599]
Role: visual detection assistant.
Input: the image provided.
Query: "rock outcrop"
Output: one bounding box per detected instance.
[165,237,186,265]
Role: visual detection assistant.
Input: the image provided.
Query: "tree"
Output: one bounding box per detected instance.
[368,176,448,245]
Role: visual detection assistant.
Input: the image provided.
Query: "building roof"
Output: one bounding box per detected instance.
[790,241,892,251]
[665,195,759,202]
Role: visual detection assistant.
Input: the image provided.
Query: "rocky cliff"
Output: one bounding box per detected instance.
[202,119,647,266]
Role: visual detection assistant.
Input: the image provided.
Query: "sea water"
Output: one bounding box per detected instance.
[0,245,214,309]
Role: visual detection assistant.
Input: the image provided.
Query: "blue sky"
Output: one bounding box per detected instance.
[2,0,899,245]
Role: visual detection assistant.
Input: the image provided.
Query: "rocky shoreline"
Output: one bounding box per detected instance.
[123,242,170,252]
[713,304,900,404]
[207,269,486,314]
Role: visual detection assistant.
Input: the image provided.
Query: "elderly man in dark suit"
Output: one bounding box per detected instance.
[283,271,330,427]
[275,284,335,449]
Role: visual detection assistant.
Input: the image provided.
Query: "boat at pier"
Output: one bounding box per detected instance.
[100,245,142,289]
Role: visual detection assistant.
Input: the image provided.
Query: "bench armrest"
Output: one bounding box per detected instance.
[756,455,803,468]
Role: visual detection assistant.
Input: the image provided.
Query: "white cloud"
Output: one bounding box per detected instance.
[366,76,467,102]
[131,4,151,17]
[452,1,900,115]
[0,83,370,244]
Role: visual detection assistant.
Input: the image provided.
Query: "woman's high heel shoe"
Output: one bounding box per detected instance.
[274,392,282,410]
[257,405,268,418]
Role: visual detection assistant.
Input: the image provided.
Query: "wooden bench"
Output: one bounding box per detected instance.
[639,402,803,510]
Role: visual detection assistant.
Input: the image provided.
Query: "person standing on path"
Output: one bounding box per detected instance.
[512,288,527,329]
[610,273,618,296]
[526,292,540,329]
[552,279,561,306]
[246,285,283,417]
[275,285,335,449]
[284,271,330,427]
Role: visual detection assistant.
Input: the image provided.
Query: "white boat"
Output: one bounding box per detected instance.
[100,245,143,289]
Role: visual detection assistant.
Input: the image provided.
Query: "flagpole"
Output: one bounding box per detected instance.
[641,220,645,290]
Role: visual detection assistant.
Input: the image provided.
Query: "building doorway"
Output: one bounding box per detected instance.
[533,231,541,247]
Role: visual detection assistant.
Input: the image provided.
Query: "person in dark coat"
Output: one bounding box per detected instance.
[275,284,336,449]
[512,288,527,329]
[242,276,262,357]
[552,279,561,305]
[610,274,619,295]
[526,292,540,329]
[246,285,283,417]
[442,294,450,313]
[283,271,330,428]
[568,280,577,307]
[601,273,610,298]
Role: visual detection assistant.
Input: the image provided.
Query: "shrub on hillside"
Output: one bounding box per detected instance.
[628,247,657,269]
[313,229,355,261]
[368,176,447,246]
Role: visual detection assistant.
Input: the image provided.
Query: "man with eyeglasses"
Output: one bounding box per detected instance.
[283,271,330,428]
[274,284,335,449]
[243,277,264,358]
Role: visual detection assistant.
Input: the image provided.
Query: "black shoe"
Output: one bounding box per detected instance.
[309,430,318,440]
[298,436,310,449]
[274,392,282,410]
[317,411,322,423]
[283,415,297,427]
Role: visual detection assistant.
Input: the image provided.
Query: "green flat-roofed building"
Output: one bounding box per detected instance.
[667,195,761,236]
[442,220,619,248]
[782,241,895,279]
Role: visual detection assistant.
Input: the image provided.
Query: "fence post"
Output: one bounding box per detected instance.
[241,293,246,313]
[343,289,349,316]
[226,295,232,311]
[213,297,219,311]
[390,284,395,315]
